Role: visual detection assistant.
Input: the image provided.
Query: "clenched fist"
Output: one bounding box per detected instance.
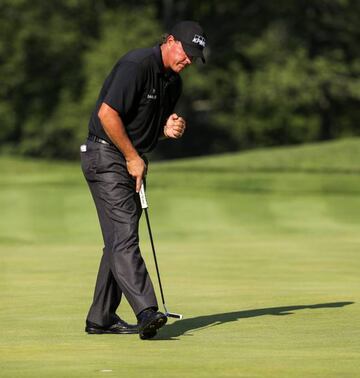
[164,113,186,139]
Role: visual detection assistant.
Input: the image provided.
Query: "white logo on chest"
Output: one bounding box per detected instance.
[147,88,157,100]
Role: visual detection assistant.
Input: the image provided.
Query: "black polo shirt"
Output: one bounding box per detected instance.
[88,45,182,153]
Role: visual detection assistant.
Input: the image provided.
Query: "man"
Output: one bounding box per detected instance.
[80,21,206,340]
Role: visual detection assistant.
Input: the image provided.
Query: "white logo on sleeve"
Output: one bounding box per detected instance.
[192,34,206,48]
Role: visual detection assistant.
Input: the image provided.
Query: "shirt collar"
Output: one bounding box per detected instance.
[152,45,165,73]
[153,44,180,82]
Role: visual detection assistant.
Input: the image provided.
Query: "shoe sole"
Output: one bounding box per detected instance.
[85,327,138,335]
[139,329,157,340]
[139,314,167,340]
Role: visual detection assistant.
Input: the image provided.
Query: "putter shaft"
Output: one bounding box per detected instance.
[144,208,167,308]
[140,184,183,319]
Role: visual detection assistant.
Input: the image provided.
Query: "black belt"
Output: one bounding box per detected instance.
[88,133,148,163]
[88,133,112,146]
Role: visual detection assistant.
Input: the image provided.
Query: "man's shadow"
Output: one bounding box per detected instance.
[153,301,354,340]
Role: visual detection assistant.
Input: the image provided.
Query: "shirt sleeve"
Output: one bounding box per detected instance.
[171,76,182,110]
[162,75,183,123]
[103,61,143,120]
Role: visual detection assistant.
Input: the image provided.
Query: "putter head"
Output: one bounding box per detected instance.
[166,312,183,320]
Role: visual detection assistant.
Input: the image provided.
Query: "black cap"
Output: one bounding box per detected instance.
[170,21,207,63]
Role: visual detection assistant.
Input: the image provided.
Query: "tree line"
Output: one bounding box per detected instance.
[0,0,359,160]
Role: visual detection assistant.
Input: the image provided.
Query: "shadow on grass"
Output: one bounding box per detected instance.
[154,301,354,341]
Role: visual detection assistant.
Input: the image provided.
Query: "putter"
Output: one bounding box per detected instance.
[139,182,183,320]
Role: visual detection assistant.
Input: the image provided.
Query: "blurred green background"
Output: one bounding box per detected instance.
[0,0,359,160]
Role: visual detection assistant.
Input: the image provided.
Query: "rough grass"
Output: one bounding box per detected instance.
[0,138,359,377]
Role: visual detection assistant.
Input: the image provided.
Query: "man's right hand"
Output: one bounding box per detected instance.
[126,156,146,193]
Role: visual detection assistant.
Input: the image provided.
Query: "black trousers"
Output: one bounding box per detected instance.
[80,140,158,327]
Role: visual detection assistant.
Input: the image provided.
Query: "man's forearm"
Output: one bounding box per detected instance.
[98,102,146,192]
[98,102,138,161]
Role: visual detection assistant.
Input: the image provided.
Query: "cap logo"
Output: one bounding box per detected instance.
[192,34,206,48]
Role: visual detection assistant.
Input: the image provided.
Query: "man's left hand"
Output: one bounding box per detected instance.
[164,113,186,139]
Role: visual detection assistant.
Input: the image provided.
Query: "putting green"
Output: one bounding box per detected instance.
[0,139,359,377]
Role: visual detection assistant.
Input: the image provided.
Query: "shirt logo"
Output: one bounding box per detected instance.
[147,88,157,100]
[192,34,206,48]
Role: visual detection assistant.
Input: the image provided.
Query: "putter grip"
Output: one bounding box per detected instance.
[139,182,148,209]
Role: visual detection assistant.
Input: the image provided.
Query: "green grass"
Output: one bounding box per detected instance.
[1,138,359,377]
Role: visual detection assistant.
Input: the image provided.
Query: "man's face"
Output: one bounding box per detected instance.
[167,38,194,73]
